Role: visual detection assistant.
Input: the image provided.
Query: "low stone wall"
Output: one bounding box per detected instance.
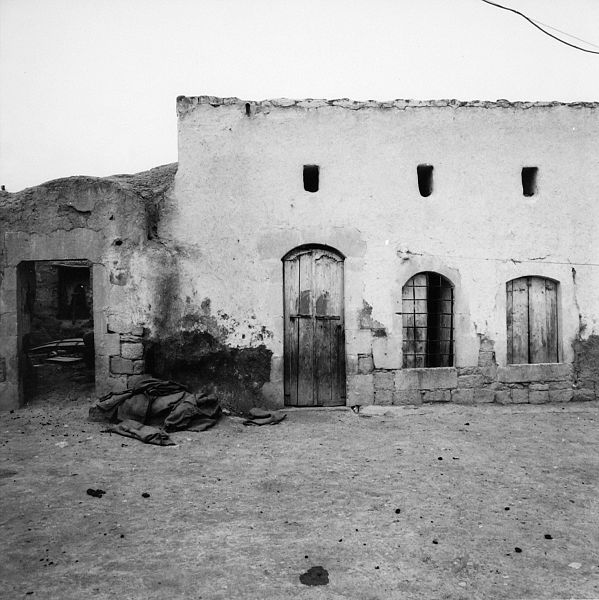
[363,362,575,406]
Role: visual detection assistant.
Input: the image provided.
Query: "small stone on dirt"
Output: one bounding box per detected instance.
[395,508,401,514]
[438,457,443,460]
[544,534,553,539]
[86,488,105,498]
[141,492,150,498]
[514,547,522,553]
[569,562,582,569]
[299,566,329,586]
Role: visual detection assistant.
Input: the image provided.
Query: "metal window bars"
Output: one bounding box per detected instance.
[401,272,454,368]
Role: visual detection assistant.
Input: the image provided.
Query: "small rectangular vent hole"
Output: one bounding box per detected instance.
[303,165,319,193]
[417,164,433,197]
[522,167,538,196]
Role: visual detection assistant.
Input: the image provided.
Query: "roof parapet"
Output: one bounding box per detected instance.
[176,95,599,117]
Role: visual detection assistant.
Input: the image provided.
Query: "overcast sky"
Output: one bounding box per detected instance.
[1,0,599,191]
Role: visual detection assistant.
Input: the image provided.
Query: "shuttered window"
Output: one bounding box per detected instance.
[506,276,559,364]
[402,272,454,368]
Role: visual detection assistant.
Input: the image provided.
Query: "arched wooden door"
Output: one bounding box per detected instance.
[283,246,346,406]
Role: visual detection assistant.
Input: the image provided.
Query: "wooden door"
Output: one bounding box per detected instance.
[283,247,345,406]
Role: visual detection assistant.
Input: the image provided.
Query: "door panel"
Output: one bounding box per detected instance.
[283,248,345,406]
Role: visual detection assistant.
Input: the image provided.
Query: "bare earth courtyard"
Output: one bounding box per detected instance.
[1,398,598,600]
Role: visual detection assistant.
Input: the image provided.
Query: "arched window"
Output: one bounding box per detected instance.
[506,276,559,364]
[402,272,454,368]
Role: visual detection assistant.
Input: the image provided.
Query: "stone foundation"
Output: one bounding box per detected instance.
[356,362,576,407]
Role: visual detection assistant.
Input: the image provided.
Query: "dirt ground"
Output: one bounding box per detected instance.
[1,394,598,600]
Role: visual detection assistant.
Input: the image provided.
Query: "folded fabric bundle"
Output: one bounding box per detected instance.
[89,374,222,444]
[242,407,286,426]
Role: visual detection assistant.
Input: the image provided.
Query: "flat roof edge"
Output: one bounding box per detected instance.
[176,95,599,116]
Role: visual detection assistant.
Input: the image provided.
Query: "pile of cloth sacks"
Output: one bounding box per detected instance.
[89,375,221,446]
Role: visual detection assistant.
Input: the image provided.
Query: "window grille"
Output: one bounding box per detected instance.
[402,272,454,368]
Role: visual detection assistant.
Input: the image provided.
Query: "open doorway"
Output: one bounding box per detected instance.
[18,260,95,403]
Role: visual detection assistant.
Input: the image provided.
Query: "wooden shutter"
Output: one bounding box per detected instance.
[507,277,558,364]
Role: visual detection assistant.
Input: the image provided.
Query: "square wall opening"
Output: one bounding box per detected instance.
[18,260,95,403]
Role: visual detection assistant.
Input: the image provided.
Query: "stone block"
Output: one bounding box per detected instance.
[357,354,374,374]
[498,363,572,383]
[372,336,400,370]
[110,356,135,375]
[457,367,481,377]
[131,325,145,337]
[474,388,495,403]
[511,388,529,404]
[395,367,457,391]
[548,380,572,390]
[572,388,595,402]
[346,354,359,376]
[422,389,451,403]
[374,389,393,406]
[529,383,549,391]
[549,388,573,403]
[481,365,498,382]
[98,333,121,357]
[451,389,474,404]
[121,342,144,360]
[457,374,485,389]
[529,390,549,404]
[494,390,511,404]
[346,374,374,406]
[392,390,422,405]
[374,370,394,391]
[120,333,142,343]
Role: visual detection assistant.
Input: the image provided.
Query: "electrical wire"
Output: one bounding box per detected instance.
[533,19,599,50]
[480,0,599,54]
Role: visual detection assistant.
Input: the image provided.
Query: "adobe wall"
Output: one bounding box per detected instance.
[0,165,176,410]
[167,96,599,407]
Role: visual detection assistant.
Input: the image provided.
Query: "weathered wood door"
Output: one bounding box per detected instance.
[507,276,558,364]
[283,247,346,406]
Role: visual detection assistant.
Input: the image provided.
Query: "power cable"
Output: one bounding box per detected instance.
[480,0,599,54]
[533,19,599,50]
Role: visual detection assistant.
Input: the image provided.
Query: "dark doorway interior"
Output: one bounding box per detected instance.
[18,260,95,403]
